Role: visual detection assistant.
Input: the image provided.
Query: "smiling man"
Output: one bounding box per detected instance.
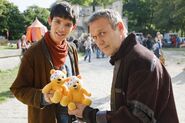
[68,9,179,123]
[10,2,79,123]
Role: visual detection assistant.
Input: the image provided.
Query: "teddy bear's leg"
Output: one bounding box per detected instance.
[60,96,69,106]
[68,102,76,111]
[82,98,92,106]
[50,90,61,103]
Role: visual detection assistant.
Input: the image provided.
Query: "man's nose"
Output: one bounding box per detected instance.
[59,24,66,31]
[96,38,104,46]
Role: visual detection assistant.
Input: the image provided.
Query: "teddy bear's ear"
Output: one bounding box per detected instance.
[50,69,56,75]
[62,70,67,75]
[77,75,82,79]
[63,77,71,82]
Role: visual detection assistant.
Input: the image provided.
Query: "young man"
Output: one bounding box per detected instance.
[10,2,79,123]
[68,9,179,123]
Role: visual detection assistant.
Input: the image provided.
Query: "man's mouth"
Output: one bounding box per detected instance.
[56,32,65,37]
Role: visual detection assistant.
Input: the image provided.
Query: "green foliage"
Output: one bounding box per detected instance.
[92,0,115,7]
[23,6,50,29]
[123,0,185,36]
[123,0,156,34]
[70,0,93,6]
[0,0,49,40]
[1,0,185,39]
[0,66,19,103]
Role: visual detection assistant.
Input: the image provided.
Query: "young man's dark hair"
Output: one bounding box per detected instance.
[50,2,76,25]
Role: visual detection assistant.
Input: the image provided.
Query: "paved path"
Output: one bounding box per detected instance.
[0,51,185,123]
[0,49,21,71]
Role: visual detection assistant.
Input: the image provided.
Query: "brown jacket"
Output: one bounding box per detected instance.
[108,33,179,123]
[10,39,79,123]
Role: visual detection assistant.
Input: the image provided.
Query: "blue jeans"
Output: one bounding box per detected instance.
[57,114,69,123]
[56,105,72,123]
[96,48,101,58]
[84,48,91,62]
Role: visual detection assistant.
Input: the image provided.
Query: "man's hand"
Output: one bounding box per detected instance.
[68,103,87,118]
[43,90,54,104]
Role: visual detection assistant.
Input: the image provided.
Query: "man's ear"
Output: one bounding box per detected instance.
[117,22,124,31]
[72,24,77,30]
[48,17,52,26]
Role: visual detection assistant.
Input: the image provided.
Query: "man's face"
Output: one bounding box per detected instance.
[48,17,74,44]
[89,18,123,56]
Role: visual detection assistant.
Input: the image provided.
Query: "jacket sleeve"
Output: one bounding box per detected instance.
[10,52,43,108]
[107,58,169,123]
[82,106,99,123]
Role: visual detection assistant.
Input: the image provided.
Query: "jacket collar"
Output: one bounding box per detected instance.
[110,33,137,65]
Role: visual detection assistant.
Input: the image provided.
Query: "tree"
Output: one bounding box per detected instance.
[0,0,25,40]
[23,6,50,30]
[170,0,185,35]
[153,0,185,35]
[123,0,155,34]
[122,0,185,36]
[56,0,115,7]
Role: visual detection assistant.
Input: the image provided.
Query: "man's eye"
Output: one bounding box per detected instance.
[92,36,97,40]
[99,32,105,36]
[53,20,60,24]
[65,24,72,28]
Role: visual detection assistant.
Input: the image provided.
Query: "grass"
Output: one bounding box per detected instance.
[0,66,19,103]
[0,44,17,50]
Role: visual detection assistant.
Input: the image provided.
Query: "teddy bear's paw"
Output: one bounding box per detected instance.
[60,96,69,106]
[87,93,91,97]
[82,99,92,106]
[50,98,60,103]
[68,102,76,111]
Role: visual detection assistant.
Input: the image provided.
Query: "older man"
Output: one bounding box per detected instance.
[69,9,179,123]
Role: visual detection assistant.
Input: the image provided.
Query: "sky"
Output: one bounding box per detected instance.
[8,0,55,12]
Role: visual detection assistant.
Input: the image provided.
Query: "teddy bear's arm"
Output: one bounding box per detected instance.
[62,86,68,96]
[81,88,91,97]
[42,83,52,93]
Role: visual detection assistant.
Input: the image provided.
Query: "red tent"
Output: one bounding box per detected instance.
[26,18,48,42]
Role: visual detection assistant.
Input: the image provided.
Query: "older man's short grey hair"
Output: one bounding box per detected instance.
[87,9,128,36]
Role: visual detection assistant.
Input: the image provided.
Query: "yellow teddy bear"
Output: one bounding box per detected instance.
[42,69,67,103]
[60,75,92,111]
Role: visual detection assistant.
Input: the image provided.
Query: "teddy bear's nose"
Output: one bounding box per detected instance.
[73,85,77,88]
[58,79,61,81]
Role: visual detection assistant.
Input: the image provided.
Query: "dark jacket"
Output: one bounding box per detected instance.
[83,33,179,123]
[10,38,79,123]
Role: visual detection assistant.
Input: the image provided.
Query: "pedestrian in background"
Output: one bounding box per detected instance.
[21,35,30,54]
[145,34,153,50]
[84,34,92,62]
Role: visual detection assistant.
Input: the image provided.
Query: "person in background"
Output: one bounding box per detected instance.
[10,2,79,123]
[84,34,92,62]
[145,34,153,50]
[21,35,29,54]
[68,9,179,123]
[153,33,165,65]
[153,37,161,58]
[176,36,180,48]
[16,39,21,49]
